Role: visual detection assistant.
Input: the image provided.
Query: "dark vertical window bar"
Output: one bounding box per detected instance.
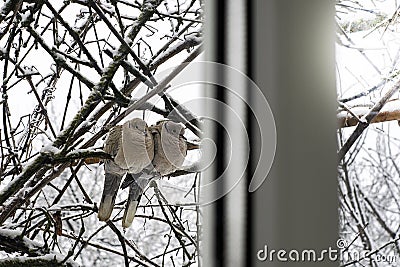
[245,0,254,265]
[214,0,226,266]
[205,0,257,266]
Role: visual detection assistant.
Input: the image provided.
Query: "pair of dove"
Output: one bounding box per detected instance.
[98,118,187,228]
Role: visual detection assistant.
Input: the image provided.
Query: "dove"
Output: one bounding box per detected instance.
[98,118,154,223]
[151,120,187,176]
[119,121,187,227]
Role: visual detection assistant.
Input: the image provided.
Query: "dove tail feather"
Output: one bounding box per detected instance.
[98,172,123,221]
[120,173,137,189]
[122,175,150,228]
[98,195,115,221]
[122,200,138,228]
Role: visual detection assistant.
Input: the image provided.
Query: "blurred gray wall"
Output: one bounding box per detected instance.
[204,0,338,266]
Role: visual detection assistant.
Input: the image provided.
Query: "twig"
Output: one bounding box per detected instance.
[106,221,129,267]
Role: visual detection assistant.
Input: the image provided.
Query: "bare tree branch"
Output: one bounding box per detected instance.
[338,79,400,161]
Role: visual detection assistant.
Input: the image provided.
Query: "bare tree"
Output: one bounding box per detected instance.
[337,1,400,266]
[0,0,203,266]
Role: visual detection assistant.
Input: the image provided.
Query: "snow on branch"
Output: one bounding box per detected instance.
[0,229,77,266]
[338,100,400,128]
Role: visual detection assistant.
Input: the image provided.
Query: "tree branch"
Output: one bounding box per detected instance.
[338,79,400,161]
[338,100,400,127]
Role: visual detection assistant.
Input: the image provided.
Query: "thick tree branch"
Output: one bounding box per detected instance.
[0,229,76,266]
[338,100,400,127]
[0,256,75,267]
[338,79,400,161]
